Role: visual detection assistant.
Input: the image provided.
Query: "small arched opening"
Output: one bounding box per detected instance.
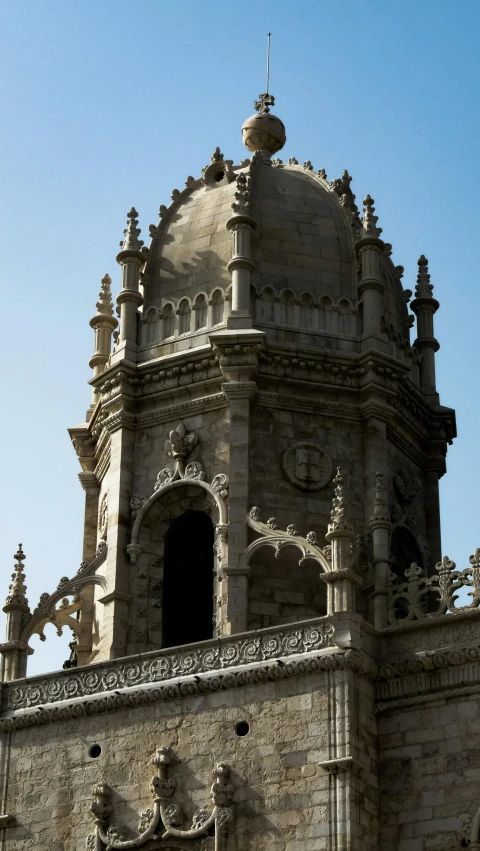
[162,510,214,648]
[390,525,423,580]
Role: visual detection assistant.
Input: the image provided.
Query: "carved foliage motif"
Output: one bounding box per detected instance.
[281,442,333,492]
[5,619,336,711]
[89,748,233,849]
[387,549,480,623]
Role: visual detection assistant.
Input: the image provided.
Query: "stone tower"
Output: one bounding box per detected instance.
[2,95,480,851]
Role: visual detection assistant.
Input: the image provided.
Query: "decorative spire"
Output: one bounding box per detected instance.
[328,468,353,534]
[231,172,252,216]
[415,255,434,298]
[361,195,382,237]
[211,147,225,163]
[4,544,29,611]
[95,274,114,317]
[119,207,144,252]
[371,472,390,524]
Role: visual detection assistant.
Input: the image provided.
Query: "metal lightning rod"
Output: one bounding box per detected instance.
[266,32,271,95]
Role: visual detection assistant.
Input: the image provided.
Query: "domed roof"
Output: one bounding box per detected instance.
[142,114,410,357]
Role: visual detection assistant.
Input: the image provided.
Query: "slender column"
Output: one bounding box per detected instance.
[210,328,265,634]
[324,470,359,614]
[98,415,135,659]
[115,208,145,361]
[0,545,30,681]
[355,195,386,350]
[87,274,118,417]
[221,382,255,633]
[370,472,391,629]
[410,255,440,402]
[226,172,256,330]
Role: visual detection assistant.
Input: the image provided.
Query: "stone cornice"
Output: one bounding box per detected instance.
[375,643,480,713]
[1,616,379,720]
[136,392,227,428]
[0,647,376,732]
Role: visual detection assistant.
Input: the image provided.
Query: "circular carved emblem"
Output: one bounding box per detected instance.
[282,442,333,492]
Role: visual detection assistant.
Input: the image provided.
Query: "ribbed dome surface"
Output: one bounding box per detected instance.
[143,157,409,352]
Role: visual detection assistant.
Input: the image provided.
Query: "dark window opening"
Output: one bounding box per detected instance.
[215,170,225,182]
[390,526,422,580]
[162,510,214,648]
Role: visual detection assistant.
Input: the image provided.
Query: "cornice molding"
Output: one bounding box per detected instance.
[0,647,376,732]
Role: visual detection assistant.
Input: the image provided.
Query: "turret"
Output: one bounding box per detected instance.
[1,544,30,681]
[324,469,359,614]
[410,255,439,402]
[87,274,118,417]
[115,207,145,362]
[226,171,256,329]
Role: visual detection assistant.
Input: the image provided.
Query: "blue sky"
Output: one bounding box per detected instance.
[1,0,479,674]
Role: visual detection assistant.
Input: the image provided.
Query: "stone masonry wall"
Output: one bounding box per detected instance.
[2,669,377,851]
[378,695,480,850]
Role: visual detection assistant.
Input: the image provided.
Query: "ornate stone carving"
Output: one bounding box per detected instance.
[386,549,480,623]
[4,617,336,712]
[88,747,233,849]
[281,441,333,491]
[231,171,251,215]
[130,494,146,519]
[98,492,108,540]
[246,508,331,573]
[4,544,29,611]
[119,207,144,252]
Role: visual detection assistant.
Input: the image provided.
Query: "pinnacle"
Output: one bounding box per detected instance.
[415,254,434,298]
[119,207,144,252]
[95,273,114,316]
[5,543,29,610]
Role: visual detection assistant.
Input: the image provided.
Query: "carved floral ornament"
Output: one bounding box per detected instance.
[88,747,233,850]
[127,423,228,564]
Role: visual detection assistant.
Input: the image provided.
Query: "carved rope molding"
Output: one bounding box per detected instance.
[3,618,337,713]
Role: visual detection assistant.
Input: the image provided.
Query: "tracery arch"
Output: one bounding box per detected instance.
[194,293,208,330]
[211,288,224,326]
[178,298,192,335]
[161,303,175,340]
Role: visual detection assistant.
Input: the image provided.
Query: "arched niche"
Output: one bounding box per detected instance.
[247,542,328,631]
[127,481,227,653]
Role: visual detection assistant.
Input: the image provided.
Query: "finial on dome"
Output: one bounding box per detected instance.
[361,195,382,238]
[242,34,286,155]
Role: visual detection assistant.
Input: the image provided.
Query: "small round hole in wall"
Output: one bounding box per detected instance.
[235,721,250,737]
[89,744,102,759]
[215,171,225,182]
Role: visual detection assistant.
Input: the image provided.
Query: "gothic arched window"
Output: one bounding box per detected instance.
[178,299,191,335]
[279,290,295,325]
[162,511,214,648]
[194,294,208,330]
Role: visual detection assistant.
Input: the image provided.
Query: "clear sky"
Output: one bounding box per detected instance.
[1,0,479,674]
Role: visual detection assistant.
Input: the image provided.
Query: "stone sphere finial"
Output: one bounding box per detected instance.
[242,92,286,155]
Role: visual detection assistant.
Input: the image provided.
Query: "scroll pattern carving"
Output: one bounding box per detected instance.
[88,748,233,849]
[4,619,336,711]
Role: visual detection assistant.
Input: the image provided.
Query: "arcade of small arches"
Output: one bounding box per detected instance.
[141,285,364,345]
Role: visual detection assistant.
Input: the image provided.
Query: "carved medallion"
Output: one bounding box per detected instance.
[282,442,333,491]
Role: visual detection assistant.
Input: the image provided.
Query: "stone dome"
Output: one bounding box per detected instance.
[141,148,410,360]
